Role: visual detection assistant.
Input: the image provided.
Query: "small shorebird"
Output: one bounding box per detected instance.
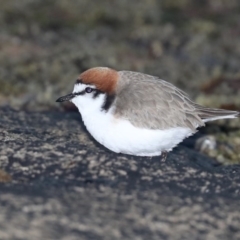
[56,67,239,158]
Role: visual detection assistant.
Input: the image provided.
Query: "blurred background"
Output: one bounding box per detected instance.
[1,0,240,162]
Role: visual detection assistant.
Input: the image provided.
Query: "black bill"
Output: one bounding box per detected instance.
[56,93,75,102]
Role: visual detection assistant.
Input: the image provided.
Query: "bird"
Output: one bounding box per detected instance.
[56,67,239,159]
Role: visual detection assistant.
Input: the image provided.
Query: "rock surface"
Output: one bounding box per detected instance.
[0,107,240,240]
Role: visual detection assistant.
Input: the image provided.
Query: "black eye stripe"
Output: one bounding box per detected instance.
[72,88,104,97]
[93,90,102,98]
[73,90,85,96]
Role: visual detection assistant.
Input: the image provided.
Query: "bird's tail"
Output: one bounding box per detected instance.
[195,104,240,122]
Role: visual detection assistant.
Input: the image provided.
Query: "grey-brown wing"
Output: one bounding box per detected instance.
[114,71,204,130]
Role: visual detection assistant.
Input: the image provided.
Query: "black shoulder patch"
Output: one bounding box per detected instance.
[102,94,116,112]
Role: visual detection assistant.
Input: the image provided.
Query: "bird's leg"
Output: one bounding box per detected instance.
[160,151,168,162]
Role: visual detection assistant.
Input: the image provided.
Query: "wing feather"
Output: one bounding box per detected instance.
[114,71,204,130]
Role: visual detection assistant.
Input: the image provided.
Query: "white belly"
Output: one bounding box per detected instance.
[80,109,193,157]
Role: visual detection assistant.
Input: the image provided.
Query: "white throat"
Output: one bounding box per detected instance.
[72,88,117,153]
[73,93,106,116]
[71,83,107,116]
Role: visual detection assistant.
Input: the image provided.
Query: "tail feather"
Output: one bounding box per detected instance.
[195,105,240,122]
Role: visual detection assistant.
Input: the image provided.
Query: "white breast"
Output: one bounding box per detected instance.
[79,106,193,157]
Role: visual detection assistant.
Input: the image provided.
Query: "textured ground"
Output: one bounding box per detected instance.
[0,107,240,240]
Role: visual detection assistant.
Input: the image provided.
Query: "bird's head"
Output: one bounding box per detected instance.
[56,67,119,113]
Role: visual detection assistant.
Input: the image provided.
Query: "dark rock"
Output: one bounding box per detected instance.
[0,107,240,240]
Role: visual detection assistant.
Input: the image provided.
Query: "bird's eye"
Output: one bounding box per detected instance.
[85,87,93,93]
